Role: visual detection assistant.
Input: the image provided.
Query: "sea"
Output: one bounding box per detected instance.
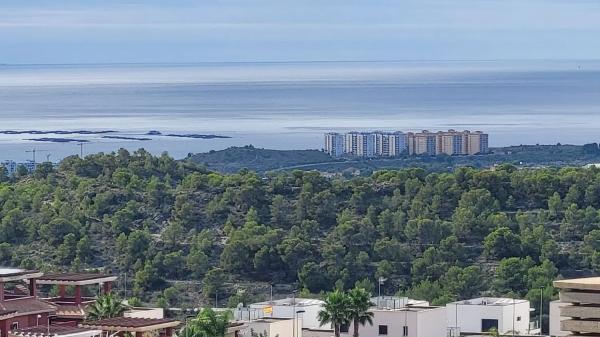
[0,60,599,162]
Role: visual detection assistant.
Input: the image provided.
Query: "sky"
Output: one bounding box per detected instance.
[1,0,600,64]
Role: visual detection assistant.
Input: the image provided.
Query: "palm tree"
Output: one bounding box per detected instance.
[180,308,232,337]
[87,293,126,320]
[318,290,350,337]
[347,287,374,337]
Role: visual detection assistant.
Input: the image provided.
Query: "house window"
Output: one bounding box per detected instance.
[340,323,349,333]
[10,322,18,331]
[482,319,499,332]
[403,326,408,336]
[378,325,388,335]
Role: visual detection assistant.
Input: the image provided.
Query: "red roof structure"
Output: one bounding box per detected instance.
[37,273,118,325]
[80,317,180,337]
[80,317,180,330]
[0,268,55,337]
[0,298,56,315]
[9,325,102,337]
[37,274,117,286]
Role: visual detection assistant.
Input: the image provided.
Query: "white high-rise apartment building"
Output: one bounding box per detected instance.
[356,132,376,157]
[325,130,488,157]
[375,132,408,156]
[324,132,345,157]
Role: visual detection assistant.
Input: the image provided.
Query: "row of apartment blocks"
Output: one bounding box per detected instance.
[324,130,489,157]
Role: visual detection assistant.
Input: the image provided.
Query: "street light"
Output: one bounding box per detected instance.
[295,309,306,337]
[540,286,544,335]
[378,277,387,308]
[292,290,298,337]
[512,298,515,337]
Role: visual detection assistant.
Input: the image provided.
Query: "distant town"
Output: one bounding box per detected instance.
[324,130,489,157]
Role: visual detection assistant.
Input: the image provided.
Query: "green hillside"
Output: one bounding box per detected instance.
[187,145,336,173]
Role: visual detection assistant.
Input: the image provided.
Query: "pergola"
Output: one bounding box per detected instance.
[0,269,44,300]
[9,325,103,337]
[37,273,118,305]
[36,273,119,325]
[80,317,181,337]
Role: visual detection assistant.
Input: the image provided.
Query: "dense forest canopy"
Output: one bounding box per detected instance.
[0,149,599,318]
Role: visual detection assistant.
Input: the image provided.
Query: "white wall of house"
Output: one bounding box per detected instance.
[250,299,325,329]
[549,300,568,337]
[416,307,448,337]
[446,298,530,335]
[340,307,446,337]
[124,307,164,319]
[242,318,302,337]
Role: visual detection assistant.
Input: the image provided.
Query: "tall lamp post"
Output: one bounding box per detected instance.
[540,286,544,335]
[378,277,387,308]
[295,309,306,337]
[292,290,298,337]
[512,298,515,337]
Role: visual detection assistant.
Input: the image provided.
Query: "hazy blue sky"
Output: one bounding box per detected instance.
[1,0,599,64]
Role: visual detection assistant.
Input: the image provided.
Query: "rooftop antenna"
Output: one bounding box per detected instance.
[25,148,48,163]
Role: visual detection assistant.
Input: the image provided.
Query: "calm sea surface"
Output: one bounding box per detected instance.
[0,60,599,161]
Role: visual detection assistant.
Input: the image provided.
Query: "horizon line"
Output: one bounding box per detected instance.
[2,58,600,67]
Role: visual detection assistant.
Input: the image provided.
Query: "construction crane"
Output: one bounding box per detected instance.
[25,148,48,163]
[77,142,93,158]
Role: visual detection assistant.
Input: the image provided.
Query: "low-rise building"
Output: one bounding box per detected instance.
[553,276,600,336]
[446,297,531,335]
[241,317,301,337]
[340,305,446,337]
[0,160,39,176]
[124,307,165,319]
[371,296,429,310]
[549,300,568,337]
[37,272,117,326]
[0,268,57,337]
[249,298,325,329]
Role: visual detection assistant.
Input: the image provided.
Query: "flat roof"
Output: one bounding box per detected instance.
[372,305,442,313]
[0,268,43,282]
[10,326,101,337]
[252,298,324,307]
[554,277,600,291]
[0,268,28,276]
[252,317,293,323]
[450,297,529,306]
[37,273,118,286]
[302,329,334,337]
[81,317,181,332]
